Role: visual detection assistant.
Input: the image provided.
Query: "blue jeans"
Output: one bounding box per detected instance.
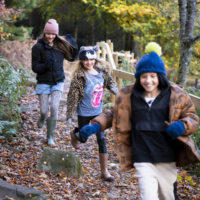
[35,82,64,95]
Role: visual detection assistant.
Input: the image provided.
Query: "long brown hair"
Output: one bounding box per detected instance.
[41,33,75,60]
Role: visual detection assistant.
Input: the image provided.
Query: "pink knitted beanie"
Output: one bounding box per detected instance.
[43,19,59,35]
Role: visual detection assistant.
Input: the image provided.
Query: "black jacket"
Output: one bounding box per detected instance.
[32,34,78,85]
[131,82,178,163]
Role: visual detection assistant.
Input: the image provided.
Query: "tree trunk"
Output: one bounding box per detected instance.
[125,32,132,51]
[132,30,142,58]
[74,20,78,42]
[91,22,95,45]
[177,0,196,87]
[88,22,95,45]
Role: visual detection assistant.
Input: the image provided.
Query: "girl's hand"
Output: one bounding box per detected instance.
[164,121,185,140]
[45,58,55,69]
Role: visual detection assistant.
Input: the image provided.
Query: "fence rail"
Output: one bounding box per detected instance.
[96,40,200,109]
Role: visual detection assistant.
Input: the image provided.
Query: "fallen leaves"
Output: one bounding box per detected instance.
[0,85,200,200]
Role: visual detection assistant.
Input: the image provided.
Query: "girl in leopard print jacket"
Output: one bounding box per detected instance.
[67,45,118,181]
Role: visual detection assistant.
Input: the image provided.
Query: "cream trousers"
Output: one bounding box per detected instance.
[134,162,177,200]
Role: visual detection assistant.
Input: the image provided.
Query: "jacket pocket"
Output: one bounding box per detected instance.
[136,122,166,132]
[135,122,174,152]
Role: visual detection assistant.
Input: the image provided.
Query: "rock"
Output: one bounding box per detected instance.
[20,105,29,113]
[197,83,200,89]
[37,147,84,178]
[23,74,32,78]
[25,78,37,87]
[3,145,23,153]
[29,106,39,111]
[0,178,46,200]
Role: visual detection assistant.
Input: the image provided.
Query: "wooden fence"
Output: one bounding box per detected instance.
[96,40,200,110]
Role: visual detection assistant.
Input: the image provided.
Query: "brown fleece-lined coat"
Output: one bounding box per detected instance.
[67,66,118,120]
[92,82,200,171]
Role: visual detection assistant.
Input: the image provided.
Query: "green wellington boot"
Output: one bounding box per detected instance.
[46,118,57,145]
[37,116,46,128]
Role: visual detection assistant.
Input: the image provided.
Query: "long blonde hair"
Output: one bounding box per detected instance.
[71,58,112,80]
[41,33,75,60]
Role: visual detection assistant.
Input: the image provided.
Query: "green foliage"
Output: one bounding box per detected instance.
[183,100,200,176]
[6,0,39,19]
[102,102,114,110]
[191,108,200,150]
[185,87,200,98]
[0,0,22,40]
[39,0,120,35]
[2,0,38,41]
[3,25,33,41]
[0,121,18,140]
[103,88,111,105]
[0,57,26,140]
[118,52,134,87]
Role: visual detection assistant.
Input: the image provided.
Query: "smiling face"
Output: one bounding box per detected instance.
[140,72,159,93]
[82,59,96,71]
[45,33,56,44]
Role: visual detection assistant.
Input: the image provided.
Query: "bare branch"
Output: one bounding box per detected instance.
[191,35,200,44]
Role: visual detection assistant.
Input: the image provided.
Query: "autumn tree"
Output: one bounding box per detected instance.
[39,0,120,43]
[4,0,39,40]
[0,0,21,40]
[177,0,200,87]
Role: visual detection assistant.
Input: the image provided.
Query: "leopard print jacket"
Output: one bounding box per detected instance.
[66,66,118,119]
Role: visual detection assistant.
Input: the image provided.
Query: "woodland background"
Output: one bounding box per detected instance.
[0,0,200,199]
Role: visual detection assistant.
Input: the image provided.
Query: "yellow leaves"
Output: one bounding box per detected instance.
[83,168,89,173]
[177,174,182,182]
[13,15,19,19]
[185,176,192,181]
[181,170,187,176]
[189,180,196,186]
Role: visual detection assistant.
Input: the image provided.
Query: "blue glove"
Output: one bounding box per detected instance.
[80,123,101,140]
[45,58,55,65]
[45,58,55,70]
[165,121,185,140]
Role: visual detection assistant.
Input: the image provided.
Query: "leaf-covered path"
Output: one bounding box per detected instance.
[0,79,200,199]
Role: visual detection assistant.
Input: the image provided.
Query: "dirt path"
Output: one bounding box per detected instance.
[0,77,200,199]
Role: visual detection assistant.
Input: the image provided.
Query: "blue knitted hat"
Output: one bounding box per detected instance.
[135,42,166,78]
[79,46,99,60]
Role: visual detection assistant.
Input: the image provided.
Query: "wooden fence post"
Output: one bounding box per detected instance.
[116,67,123,90]
[101,41,106,59]
[109,43,113,55]
[96,42,100,58]
[113,52,122,90]
[109,45,116,103]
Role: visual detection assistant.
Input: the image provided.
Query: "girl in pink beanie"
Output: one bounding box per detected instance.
[32,19,78,146]
[43,19,59,35]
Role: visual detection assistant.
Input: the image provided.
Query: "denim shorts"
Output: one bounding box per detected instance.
[35,82,64,95]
